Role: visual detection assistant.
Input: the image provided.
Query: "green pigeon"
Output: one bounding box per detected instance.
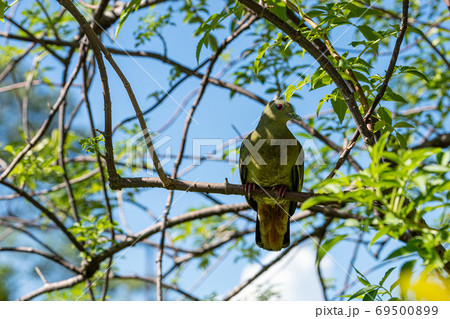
[239,99,304,251]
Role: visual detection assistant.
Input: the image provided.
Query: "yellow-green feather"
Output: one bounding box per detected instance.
[239,100,304,251]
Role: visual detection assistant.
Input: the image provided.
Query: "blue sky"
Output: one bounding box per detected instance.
[1,0,447,300]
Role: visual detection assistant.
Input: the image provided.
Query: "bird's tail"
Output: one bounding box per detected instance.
[256,203,290,251]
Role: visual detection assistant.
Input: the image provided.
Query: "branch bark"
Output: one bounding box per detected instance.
[0,247,81,273]
[112,274,200,301]
[327,0,410,179]
[110,177,313,202]
[19,274,85,301]
[237,0,374,146]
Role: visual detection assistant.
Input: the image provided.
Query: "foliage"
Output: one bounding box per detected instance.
[347,266,398,301]
[69,214,122,260]
[79,135,105,155]
[0,265,14,300]
[304,133,450,270]
[0,0,448,301]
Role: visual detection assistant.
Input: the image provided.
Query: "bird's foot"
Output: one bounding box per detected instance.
[272,185,288,201]
[244,182,257,197]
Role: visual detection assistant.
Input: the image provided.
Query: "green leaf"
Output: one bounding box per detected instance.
[285,84,296,102]
[343,219,360,228]
[209,34,218,51]
[317,235,347,263]
[311,68,332,90]
[316,98,325,116]
[382,87,407,103]
[233,3,245,20]
[373,120,388,133]
[385,242,418,260]
[0,0,7,23]
[3,144,14,154]
[393,121,414,128]
[0,0,17,23]
[423,165,450,173]
[254,43,270,75]
[331,98,347,123]
[377,107,392,125]
[115,0,141,39]
[301,195,337,210]
[357,25,381,41]
[284,39,293,51]
[196,33,208,64]
[403,68,429,82]
[357,275,370,286]
[370,227,389,246]
[390,277,401,293]
[440,151,450,166]
[349,285,378,300]
[267,0,287,21]
[408,26,426,38]
[363,289,378,301]
[379,267,396,287]
[396,132,407,149]
[351,70,371,83]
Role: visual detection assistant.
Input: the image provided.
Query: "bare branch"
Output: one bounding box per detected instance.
[327,0,410,179]
[0,246,81,273]
[111,177,314,203]
[19,274,85,301]
[370,0,410,114]
[0,180,84,252]
[93,203,249,264]
[222,224,326,300]
[112,274,200,301]
[413,133,450,149]
[5,17,66,64]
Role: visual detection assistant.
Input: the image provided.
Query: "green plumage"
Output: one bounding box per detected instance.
[239,100,304,251]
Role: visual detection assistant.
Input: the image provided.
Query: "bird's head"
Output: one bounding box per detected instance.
[262,99,302,124]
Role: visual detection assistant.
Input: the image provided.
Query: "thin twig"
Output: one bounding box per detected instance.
[82,60,115,300]
[0,180,84,252]
[156,13,258,301]
[222,223,328,300]
[5,17,66,64]
[0,50,85,183]
[237,0,374,146]
[327,0,410,179]
[0,246,81,273]
[112,274,200,301]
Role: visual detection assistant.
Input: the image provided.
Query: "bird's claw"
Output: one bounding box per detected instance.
[272,185,288,201]
[244,182,256,197]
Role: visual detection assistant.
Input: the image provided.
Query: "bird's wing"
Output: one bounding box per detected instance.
[289,141,304,217]
[239,136,258,211]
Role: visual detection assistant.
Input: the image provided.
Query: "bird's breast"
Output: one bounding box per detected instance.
[245,139,299,188]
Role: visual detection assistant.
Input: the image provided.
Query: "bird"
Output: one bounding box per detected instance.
[239,99,304,251]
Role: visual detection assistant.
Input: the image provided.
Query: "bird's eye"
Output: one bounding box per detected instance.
[276,104,283,110]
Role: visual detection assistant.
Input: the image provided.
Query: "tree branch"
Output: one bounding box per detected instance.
[19,274,85,301]
[0,246,81,274]
[413,133,450,149]
[237,0,374,146]
[0,180,84,252]
[222,220,330,300]
[327,0,410,179]
[112,273,200,301]
[110,177,313,202]
[0,52,85,183]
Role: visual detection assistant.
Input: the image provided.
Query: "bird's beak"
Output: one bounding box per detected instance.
[288,112,302,122]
